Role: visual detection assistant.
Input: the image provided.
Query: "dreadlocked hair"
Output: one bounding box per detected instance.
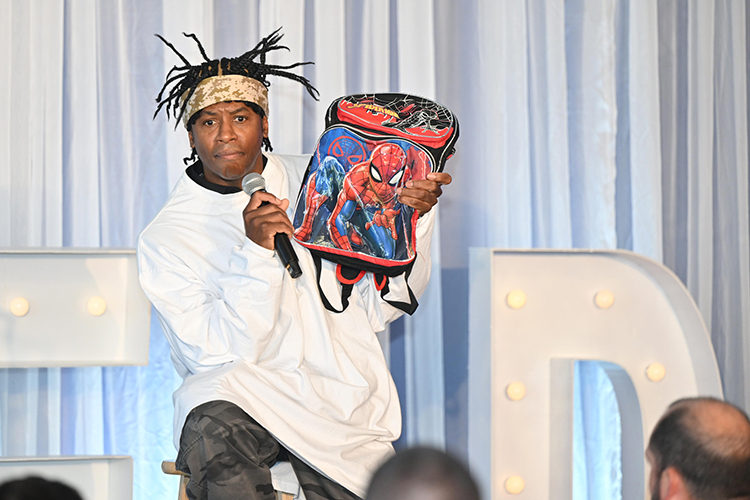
[154,27,319,130]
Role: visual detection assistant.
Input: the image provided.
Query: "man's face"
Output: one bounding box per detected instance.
[188,101,269,188]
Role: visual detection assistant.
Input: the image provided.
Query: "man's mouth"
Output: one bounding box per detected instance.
[216,150,244,159]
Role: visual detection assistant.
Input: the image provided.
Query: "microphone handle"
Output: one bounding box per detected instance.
[274,233,303,279]
[260,200,302,279]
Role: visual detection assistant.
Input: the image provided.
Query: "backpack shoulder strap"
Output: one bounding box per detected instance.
[375,263,419,315]
[311,254,419,315]
[311,254,353,313]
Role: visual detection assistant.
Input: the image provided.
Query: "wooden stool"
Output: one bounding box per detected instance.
[161,461,295,500]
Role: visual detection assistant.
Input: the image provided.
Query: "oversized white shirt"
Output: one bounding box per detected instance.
[137,153,435,496]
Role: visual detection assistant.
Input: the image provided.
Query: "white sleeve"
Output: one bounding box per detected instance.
[356,207,437,328]
[138,235,286,376]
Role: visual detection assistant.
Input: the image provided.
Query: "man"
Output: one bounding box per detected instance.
[365,447,480,500]
[138,30,451,500]
[646,397,750,500]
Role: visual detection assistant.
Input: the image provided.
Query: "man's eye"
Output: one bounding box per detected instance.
[203,119,215,126]
[235,116,246,122]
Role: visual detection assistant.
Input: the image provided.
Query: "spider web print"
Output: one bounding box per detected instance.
[344,94,454,136]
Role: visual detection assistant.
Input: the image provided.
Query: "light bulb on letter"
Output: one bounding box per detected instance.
[646,362,666,382]
[87,296,107,316]
[506,290,527,309]
[595,290,615,309]
[10,297,29,317]
[506,382,527,401]
[505,475,525,494]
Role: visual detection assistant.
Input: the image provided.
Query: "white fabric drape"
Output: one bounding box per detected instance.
[573,362,622,500]
[1,1,748,499]
[0,1,446,497]
[659,0,750,410]
[0,0,66,461]
[621,0,663,260]
[438,1,748,499]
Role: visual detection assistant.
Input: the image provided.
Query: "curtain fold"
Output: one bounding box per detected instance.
[686,0,716,325]
[311,0,346,142]
[708,0,750,410]
[0,0,63,247]
[0,0,11,244]
[527,0,573,249]
[63,0,100,247]
[261,0,306,155]
[619,0,663,261]
[567,0,618,250]
[477,1,532,248]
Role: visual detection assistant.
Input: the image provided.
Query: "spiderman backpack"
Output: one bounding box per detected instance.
[292,93,459,314]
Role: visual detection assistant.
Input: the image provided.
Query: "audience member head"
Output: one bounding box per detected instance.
[366,447,480,500]
[0,476,83,500]
[646,397,750,500]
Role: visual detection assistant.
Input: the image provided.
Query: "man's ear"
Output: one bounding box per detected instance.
[188,130,194,149]
[659,467,691,500]
[262,116,269,138]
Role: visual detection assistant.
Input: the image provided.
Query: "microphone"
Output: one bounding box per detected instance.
[242,172,303,279]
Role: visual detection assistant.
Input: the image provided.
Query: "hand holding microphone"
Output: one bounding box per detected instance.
[241,173,302,279]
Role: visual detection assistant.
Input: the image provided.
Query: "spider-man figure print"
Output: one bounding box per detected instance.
[327,143,408,259]
[294,156,346,244]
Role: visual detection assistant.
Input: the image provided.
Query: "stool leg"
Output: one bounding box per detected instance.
[165,460,294,500]
[179,475,190,500]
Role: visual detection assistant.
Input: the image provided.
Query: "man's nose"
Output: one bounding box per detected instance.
[217,120,236,142]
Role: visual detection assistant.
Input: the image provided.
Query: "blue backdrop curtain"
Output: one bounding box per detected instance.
[0,1,748,500]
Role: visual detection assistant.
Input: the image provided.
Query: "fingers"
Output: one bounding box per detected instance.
[401,173,453,198]
[245,191,286,211]
[427,172,453,186]
[397,172,452,216]
[243,195,293,250]
[397,189,437,215]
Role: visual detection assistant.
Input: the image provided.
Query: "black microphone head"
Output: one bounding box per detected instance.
[242,172,266,197]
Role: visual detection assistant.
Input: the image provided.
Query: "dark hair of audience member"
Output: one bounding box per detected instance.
[0,476,83,500]
[648,397,750,499]
[366,447,480,500]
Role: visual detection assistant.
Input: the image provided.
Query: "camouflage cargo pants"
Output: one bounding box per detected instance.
[175,401,363,500]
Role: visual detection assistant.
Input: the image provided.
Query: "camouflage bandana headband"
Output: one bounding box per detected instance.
[180,74,269,128]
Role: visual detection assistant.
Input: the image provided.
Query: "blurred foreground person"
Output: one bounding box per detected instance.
[365,447,480,500]
[646,397,750,500]
[0,476,83,500]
